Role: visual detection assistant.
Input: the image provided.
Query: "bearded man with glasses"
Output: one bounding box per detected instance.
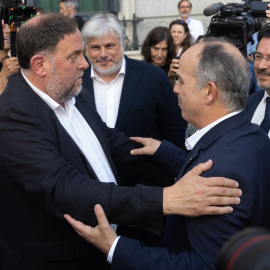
[246,24,270,137]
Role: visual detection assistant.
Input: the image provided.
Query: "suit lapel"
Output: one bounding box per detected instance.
[75,90,119,179]
[177,112,249,179]
[245,91,265,120]
[115,56,141,130]
[83,64,96,107]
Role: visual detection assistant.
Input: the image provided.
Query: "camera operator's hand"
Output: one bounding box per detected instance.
[168,58,180,86]
[168,58,179,78]
[0,56,20,94]
[266,4,270,20]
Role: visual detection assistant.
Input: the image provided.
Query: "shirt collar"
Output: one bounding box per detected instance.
[185,110,242,151]
[90,56,126,82]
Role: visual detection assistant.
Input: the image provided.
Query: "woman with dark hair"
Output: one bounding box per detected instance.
[141,26,176,73]
[168,20,193,85]
[169,19,192,57]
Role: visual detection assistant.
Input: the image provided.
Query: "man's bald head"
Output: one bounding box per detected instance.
[193,39,250,112]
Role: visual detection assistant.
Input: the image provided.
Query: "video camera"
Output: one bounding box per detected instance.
[203,0,269,56]
[0,0,36,54]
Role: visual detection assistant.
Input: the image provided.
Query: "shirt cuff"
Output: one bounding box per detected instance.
[107,236,121,264]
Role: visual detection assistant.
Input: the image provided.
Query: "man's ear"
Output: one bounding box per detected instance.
[68,5,73,13]
[205,81,218,105]
[30,55,47,77]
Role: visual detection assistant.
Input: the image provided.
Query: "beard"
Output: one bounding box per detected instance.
[45,63,83,104]
[91,55,123,76]
[180,12,189,18]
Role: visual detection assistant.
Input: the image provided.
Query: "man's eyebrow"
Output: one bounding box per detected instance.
[67,49,82,58]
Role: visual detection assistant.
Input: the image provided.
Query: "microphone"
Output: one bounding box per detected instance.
[203,2,225,16]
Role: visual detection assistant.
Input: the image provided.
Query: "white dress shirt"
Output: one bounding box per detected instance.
[251,91,270,138]
[21,71,117,185]
[92,58,126,128]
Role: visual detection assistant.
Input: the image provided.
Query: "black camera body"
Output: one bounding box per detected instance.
[1,0,36,27]
[0,0,36,53]
[204,0,269,56]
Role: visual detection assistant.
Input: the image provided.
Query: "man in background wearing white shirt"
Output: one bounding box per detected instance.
[81,13,187,187]
[177,0,204,41]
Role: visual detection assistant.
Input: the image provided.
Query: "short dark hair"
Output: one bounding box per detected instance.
[141,26,176,66]
[16,13,78,69]
[178,0,192,8]
[169,20,192,55]
[258,23,270,44]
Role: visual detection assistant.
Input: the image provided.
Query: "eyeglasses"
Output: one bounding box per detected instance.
[254,53,270,63]
[179,6,191,9]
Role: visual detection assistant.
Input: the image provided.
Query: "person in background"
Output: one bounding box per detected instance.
[246,23,270,137]
[36,7,45,16]
[168,19,192,85]
[82,13,187,155]
[141,26,175,74]
[0,20,19,94]
[177,0,204,41]
[59,0,84,30]
[170,19,192,57]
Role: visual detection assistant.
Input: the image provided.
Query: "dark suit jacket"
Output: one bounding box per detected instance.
[0,72,174,270]
[112,112,270,270]
[245,90,265,120]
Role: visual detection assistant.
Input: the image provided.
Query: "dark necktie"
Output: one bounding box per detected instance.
[260,97,270,134]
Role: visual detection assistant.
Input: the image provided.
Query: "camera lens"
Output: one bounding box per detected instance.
[216,227,270,270]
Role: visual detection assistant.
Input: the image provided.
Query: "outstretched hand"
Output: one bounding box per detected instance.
[130,137,161,156]
[163,160,242,216]
[64,204,117,255]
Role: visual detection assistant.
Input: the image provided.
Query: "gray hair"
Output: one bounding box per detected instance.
[60,0,79,11]
[81,13,125,47]
[195,40,250,112]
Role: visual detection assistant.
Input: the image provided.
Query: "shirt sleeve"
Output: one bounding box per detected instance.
[107,236,121,263]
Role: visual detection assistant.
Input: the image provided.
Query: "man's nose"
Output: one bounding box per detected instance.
[157,50,162,56]
[79,55,89,70]
[258,58,270,69]
[100,47,108,57]
[3,24,10,33]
